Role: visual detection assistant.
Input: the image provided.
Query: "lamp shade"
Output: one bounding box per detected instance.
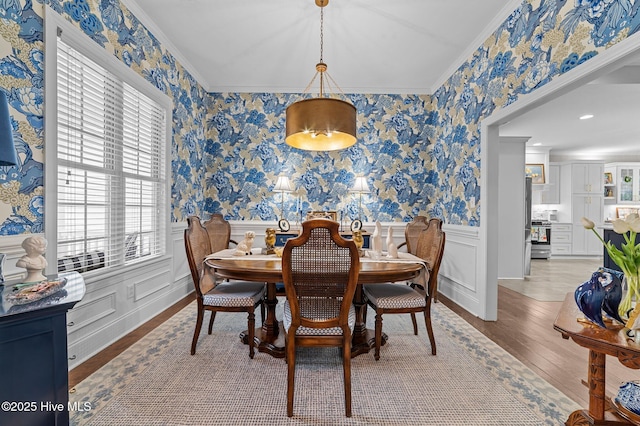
[351,176,370,193]
[274,175,293,192]
[285,97,357,152]
[0,91,17,166]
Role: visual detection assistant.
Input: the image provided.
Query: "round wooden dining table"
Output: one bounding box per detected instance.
[204,255,424,358]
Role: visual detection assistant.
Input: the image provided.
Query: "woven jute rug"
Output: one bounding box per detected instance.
[70,299,579,425]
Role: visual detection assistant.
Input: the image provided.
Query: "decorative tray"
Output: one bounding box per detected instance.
[4,277,68,306]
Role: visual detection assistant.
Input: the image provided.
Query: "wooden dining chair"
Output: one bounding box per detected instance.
[281,219,360,417]
[184,216,265,358]
[363,218,445,360]
[203,213,238,253]
[397,215,429,254]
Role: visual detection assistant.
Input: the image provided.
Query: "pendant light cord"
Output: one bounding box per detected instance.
[319,4,324,97]
[301,0,348,100]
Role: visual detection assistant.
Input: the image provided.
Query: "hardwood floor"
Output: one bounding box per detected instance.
[441,258,640,409]
[69,258,640,411]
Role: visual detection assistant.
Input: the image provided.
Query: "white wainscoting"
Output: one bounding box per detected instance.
[0,219,486,371]
[0,226,192,370]
[229,220,485,318]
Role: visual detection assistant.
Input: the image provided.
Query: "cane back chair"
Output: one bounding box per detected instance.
[203,213,238,253]
[282,219,360,417]
[184,216,265,358]
[397,215,429,254]
[363,218,445,360]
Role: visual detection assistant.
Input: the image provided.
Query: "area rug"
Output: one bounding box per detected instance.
[70,300,579,425]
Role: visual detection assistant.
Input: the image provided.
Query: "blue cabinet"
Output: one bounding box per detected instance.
[0,273,85,426]
[603,228,640,272]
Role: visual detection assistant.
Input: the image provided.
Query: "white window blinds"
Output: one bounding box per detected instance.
[56,37,167,274]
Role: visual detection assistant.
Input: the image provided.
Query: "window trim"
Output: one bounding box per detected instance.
[44,6,173,277]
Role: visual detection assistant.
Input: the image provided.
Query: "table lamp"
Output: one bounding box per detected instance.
[350,176,370,220]
[274,175,293,231]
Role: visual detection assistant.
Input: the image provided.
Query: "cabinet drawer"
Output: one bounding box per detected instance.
[552,224,572,232]
[551,244,572,255]
[553,233,572,243]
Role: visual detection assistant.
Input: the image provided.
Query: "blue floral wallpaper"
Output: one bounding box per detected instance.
[0,0,639,236]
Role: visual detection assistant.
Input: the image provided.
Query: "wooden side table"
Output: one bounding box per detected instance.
[554,293,640,425]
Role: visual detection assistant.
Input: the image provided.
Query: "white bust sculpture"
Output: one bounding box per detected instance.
[16,236,48,282]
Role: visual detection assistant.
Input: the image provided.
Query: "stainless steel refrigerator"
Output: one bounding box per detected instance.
[524,177,532,276]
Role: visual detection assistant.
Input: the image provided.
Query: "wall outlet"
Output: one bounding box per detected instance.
[126,284,134,299]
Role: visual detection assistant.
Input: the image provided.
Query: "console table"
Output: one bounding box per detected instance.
[554,293,640,425]
[0,272,85,426]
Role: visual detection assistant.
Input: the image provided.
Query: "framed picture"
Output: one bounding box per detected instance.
[604,172,613,185]
[306,210,337,221]
[617,207,639,219]
[525,164,545,184]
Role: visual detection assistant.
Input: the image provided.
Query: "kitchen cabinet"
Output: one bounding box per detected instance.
[617,165,640,203]
[559,162,605,256]
[551,223,572,255]
[571,194,603,255]
[540,164,560,204]
[571,162,603,194]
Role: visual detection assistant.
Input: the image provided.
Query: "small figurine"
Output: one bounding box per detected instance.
[371,221,383,255]
[16,236,48,282]
[353,230,364,257]
[234,231,256,256]
[386,227,398,258]
[265,228,276,255]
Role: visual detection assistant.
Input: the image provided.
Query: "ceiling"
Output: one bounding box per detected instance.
[500,63,640,159]
[123,0,640,157]
[123,0,513,94]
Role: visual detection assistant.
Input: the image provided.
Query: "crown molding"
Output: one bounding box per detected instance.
[120,0,211,92]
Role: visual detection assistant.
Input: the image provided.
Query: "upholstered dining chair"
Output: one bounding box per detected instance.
[203,213,238,253]
[397,215,429,254]
[184,216,265,358]
[281,219,360,417]
[363,218,445,360]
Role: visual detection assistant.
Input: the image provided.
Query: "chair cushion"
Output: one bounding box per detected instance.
[363,283,426,309]
[283,298,356,335]
[202,281,265,307]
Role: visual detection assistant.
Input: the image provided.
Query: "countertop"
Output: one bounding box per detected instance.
[0,271,85,318]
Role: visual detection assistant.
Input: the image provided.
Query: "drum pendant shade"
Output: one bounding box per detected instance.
[285,0,357,152]
[285,98,356,151]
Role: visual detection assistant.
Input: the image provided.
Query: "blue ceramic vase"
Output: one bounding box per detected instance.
[600,267,624,324]
[574,268,624,328]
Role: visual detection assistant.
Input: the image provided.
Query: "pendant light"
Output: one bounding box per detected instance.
[285,0,357,151]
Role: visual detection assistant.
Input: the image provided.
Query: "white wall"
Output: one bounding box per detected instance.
[498,137,527,279]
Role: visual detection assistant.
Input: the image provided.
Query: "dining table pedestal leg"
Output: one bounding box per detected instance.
[351,284,387,358]
[239,282,285,358]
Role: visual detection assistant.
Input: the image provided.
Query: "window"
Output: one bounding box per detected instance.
[45,12,170,275]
